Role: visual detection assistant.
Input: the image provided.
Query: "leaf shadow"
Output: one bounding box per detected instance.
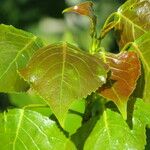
[126,97,137,129]
[145,127,150,150]
[126,62,145,129]
[0,93,13,112]
[132,62,145,98]
[71,93,104,150]
[49,114,69,137]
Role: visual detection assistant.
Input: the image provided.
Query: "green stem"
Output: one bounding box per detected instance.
[121,42,134,51]
[98,12,117,40]
[90,12,118,54]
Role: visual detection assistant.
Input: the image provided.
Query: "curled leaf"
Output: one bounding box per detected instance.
[63,1,94,19]
[98,51,141,119]
[63,1,96,37]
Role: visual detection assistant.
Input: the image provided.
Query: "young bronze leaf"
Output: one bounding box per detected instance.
[101,0,150,48]
[63,1,96,37]
[0,24,43,92]
[20,43,108,126]
[98,51,141,119]
[128,32,150,103]
[63,1,94,19]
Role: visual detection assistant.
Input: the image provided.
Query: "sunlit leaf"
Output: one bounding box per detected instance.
[128,32,150,103]
[0,109,76,150]
[0,24,43,92]
[64,100,85,135]
[20,42,108,126]
[9,93,45,107]
[98,51,141,119]
[100,0,150,48]
[9,93,52,117]
[84,99,150,150]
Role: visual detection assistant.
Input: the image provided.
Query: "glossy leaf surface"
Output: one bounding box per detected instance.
[128,32,150,103]
[98,51,141,119]
[117,0,150,48]
[0,24,43,92]
[101,0,150,48]
[84,99,150,150]
[0,109,75,150]
[20,43,108,126]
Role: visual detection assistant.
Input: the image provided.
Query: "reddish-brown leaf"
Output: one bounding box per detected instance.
[63,1,94,19]
[98,51,141,119]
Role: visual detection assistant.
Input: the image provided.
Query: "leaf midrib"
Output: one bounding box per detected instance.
[12,109,24,150]
[59,43,67,118]
[117,12,146,33]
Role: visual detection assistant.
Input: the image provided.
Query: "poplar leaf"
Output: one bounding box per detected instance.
[20,43,108,126]
[98,51,141,119]
[0,24,43,92]
[84,99,150,150]
[0,109,76,150]
[101,0,150,48]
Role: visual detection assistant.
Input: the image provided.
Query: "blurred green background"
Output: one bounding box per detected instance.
[0,0,124,50]
[0,0,124,110]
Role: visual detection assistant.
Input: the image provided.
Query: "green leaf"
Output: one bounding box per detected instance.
[128,32,150,103]
[134,99,150,126]
[9,93,52,117]
[71,116,98,150]
[0,109,76,150]
[0,24,43,92]
[100,0,150,48]
[64,100,85,135]
[20,42,108,126]
[9,93,45,107]
[98,51,141,119]
[84,99,150,150]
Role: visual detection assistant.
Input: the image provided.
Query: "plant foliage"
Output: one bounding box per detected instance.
[0,0,150,149]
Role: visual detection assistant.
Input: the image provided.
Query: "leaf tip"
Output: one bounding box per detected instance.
[118,102,127,120]
[62,1,94,18]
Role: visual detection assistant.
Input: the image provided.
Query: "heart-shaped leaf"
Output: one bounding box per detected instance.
[100,0,150,48]
[84,99,150,150]
[98,51,141,119]
[0,24,43,92]
[20,42,108,126]
[0,109,75,150]
[128,32,150,103]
